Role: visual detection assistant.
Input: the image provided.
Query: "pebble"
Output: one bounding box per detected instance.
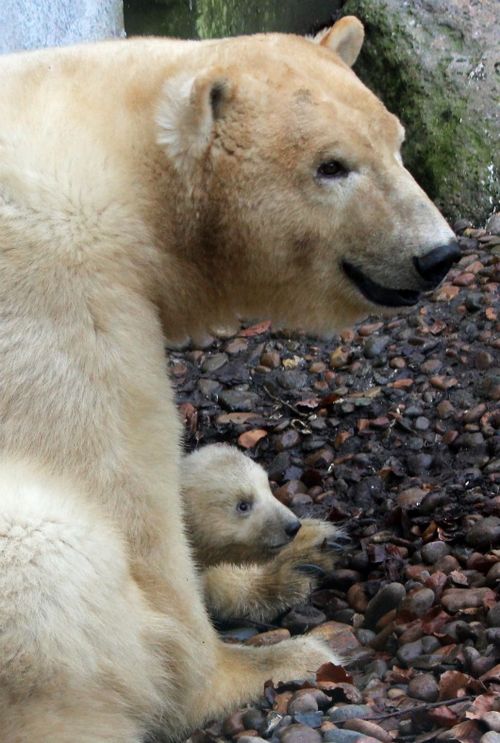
[219,389,260,412]
[343,719,392,742]
[466,517,500,550]
[238,738,267,743]
[397,487,427,509]
[281,724,322,743]
[281,607,326,634]
[364,583,406,629]
[364,336,389,359]
[475,351,494,370]
[323,730,367,743]
[487,603,500,628]
[292,712,323,728]
[437,400,455,419]
[330,347,351,368]
[481,733,500,743]
[347,584,369,613]
[401,587,435,616]
[260,350,280,369]
[287,693,318,715]
[242,709,265,732]
[329,705,373,722]
[329,569,362,592]
[422,541,450,564]
[274,429,301,451]
[407,673,439,702]
[223,710,246,737]
[201,352,228,372]
[309,621,362,654]
[434,554,461,574]
[484,712,500,733]
[397,638,424,666]
[486,562,500,587]
[441,587,496,612]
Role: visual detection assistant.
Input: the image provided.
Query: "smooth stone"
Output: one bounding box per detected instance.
[280,724,322,743]
[408,673,439,702]
[364,583,406,629]
[329,704,373,723]
[487,603,500,628]
[421,541,450,564]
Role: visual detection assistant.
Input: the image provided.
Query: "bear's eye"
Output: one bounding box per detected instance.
[317,160,349,179]
[236,500,252,514]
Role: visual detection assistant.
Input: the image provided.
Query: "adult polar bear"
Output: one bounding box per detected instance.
[0,16,459,743]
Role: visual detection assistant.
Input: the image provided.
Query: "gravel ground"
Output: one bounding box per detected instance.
[172,218,500,743]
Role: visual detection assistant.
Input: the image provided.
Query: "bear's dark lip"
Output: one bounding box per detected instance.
[342,260,421,308]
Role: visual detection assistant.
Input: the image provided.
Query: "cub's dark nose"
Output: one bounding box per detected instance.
[414,241,461,287]
[285,520,302,538]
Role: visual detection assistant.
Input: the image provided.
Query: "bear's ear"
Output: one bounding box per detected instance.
[313,16,364,67]
[157,69,232,173]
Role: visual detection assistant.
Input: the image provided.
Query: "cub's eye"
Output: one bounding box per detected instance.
[236,500,252,514]
[317,160,349,179]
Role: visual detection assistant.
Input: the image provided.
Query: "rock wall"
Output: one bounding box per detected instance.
[0,0,124,53]
[342,0,499,221]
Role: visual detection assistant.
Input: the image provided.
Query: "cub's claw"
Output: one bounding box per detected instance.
[295,564,326,578]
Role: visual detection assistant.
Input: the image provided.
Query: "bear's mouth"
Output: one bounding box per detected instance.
[342,261,421,308]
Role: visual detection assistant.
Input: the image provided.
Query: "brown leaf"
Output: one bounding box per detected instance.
[319,392,342,406]
[422,520,438,541]
[317,681,363,704]
[238,320,272,336]
[216,412,261,424]
[316,662,353,684]
[178,402,198,433]
[237,429,267,449]
[296,397,320,410]
[439,670,472,700]
[440,720,482,743]
[449,570,469,587]
[480,664,500,685]
[466,693,498,720]
[427,705,458,728]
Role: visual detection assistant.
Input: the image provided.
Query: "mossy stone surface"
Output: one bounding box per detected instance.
[342,0,499,221]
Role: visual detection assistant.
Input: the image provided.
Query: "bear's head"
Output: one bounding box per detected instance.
[156,17,459,338]
[181,445,301,566]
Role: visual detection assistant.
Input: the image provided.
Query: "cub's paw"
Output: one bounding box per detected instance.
[278,518,343,573]
[261,520,342,615]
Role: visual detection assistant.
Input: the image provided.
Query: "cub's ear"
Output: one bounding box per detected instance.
[157,69,232,173]
[312,16,364,67]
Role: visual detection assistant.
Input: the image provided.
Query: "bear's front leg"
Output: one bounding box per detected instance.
[202,519,341,623]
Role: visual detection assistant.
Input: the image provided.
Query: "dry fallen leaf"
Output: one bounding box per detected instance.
[178,402,198,434]
[316,662,353,684]
[238,320,271,337]
[465,693,499,720]
[237,429,267,448]
[439,670,472,700]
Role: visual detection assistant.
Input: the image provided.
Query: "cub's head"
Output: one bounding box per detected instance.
[157,17,458,336]
[181,444,301,567]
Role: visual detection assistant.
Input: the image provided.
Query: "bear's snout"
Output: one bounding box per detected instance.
[413,240,461,288]
[285,519,301,539]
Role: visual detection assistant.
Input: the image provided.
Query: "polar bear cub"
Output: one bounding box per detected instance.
[182,444,339,622]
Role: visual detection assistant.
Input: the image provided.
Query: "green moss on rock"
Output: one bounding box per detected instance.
[342,0,499,221]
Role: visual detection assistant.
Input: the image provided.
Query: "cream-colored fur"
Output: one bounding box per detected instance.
[182,444,303,565]
[182,445,339,622]
[0,16,454,742]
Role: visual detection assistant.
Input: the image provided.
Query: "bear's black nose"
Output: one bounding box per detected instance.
[414,241,461,287]
[285,520,302,538]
